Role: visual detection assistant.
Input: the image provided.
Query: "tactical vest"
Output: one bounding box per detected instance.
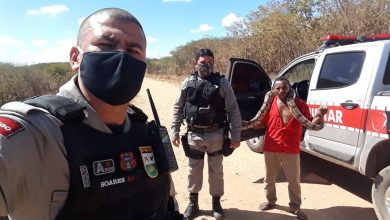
[182,73,226,128]
[24,95,178,220]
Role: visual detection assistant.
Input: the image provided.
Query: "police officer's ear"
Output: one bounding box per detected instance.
[69,46,81,72]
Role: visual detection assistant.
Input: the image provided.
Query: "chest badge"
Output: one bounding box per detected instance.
[119,151,137,172]
[139,146,158,178]
[93,159,115,176]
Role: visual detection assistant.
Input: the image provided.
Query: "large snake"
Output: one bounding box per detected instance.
[242,89,327,131]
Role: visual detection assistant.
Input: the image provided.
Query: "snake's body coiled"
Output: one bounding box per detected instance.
[243,89,326,131]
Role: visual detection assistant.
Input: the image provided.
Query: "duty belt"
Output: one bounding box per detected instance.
[190,124,223,133]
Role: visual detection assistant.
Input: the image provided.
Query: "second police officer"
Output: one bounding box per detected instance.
[171,48,242,219]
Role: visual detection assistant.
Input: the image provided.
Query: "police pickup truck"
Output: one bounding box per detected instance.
[228,34,390,220]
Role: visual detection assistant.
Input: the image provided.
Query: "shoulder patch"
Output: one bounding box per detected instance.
[0,116,24,138]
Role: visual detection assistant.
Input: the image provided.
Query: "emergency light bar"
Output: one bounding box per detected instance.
[317,34,357,51]
[317,33,390,51]
[359,33,390,42]
[320,35,357,41]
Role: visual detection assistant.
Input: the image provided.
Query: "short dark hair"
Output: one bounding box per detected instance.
[77,8,144,46]
[273,76,290,87]
[274,76,290,83]
[195,48,214,61]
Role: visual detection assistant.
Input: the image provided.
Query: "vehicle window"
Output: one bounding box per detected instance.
[231,62,269,93]
[316,52,365,89]
[283,59,315,83]
[281,59,315,101]
[383,53,390,85]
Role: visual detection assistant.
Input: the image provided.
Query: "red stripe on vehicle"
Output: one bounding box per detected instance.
[308,104,389,136]
[308,104,367,128]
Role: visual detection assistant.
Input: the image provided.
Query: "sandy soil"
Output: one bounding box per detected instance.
[132,76,378,220]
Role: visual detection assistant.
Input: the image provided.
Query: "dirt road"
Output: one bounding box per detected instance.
[132,76,378,220]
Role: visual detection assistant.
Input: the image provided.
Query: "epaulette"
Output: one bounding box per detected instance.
[23,95,86,123]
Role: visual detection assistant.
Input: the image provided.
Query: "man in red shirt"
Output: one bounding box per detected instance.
[256,76,325,220]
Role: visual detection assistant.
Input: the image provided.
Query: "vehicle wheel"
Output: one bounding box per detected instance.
[372,165,390,220]
[245,136,264,153]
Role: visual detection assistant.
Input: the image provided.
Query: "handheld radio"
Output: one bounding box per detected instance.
[146,88,178,173]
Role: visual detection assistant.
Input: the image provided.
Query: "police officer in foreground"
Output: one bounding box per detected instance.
[171,48,242,219]
[0,8,182,220]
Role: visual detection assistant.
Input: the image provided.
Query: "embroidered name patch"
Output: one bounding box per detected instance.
[0,116,24,138]
[100,177,125,188]
[93,159,115,176]
[79,165,91,188]
[98,175,135,188]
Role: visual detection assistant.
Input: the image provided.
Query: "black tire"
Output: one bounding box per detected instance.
[245,136,264,153]
[372,165,390,220]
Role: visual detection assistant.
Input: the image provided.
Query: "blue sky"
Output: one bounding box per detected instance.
[0,0,266,65]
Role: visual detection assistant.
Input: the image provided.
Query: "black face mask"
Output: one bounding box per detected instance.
[196,63,213,77]
[79,51,146,105]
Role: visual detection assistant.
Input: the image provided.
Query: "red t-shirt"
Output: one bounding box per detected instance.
[262,96,313,154]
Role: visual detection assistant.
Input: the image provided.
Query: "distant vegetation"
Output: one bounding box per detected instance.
[149,0,390,78]
[1,0,389,105]
[0,62,73,105]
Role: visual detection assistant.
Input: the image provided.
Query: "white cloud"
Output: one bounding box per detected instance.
[0,38,76,64]
[34,38,76,63]
[26,5,69,17]
[221,12,244,27]
[146,49,171,59]
[31,39,48,47]
[190,24,214,33]
[0,36,24,46]
[163,0,192,2]
[146,36,159,43]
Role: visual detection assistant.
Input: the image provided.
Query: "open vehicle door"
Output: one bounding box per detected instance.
[225,58,271,145]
